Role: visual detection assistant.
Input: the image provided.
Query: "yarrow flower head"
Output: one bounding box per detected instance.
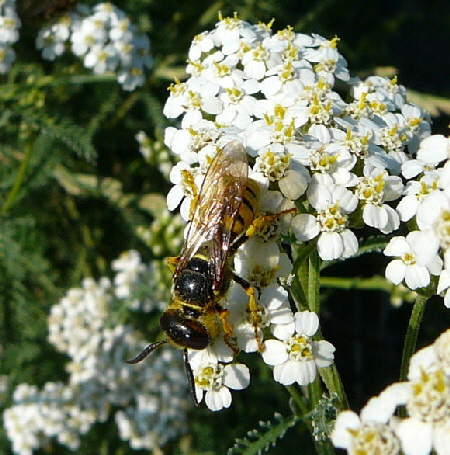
[160,14,444,414]
[163,14,431,262]
[4,251,189,452]
[35,3,152,90]
[332,328,450,455]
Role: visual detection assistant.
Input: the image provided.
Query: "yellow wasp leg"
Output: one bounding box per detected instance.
[232,273,263,352]
[245,207,297,238]
[180,169,199,219]
[216,305,239,354]
[167,256,179,272]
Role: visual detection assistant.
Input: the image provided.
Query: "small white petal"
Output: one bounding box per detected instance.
[262,339,288,365]
[332,411,361,449]
[404,264,430,290]
[363,203,388,229]
[437,269,450,294]
[273,360,305,385]
[312,340,335,368]
[294,359,317,385]
[396,418,432,455]
[385,260,406,285]
[205,388,232,411]
[340,229,359,258]
[291,214,320,241]
[223,363,250,390]
[361,382,409,422]
[294,311,319,337]
[434,423,450,455]
[384,236,410,257]
[317,231,344,260]
[279,169,308,200]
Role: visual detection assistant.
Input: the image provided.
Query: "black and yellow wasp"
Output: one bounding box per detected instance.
[127,141,294,404]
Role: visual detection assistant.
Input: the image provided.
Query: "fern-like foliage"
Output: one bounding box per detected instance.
[310,393,339,442]
[40,123,96,163]
[227,413,299,455]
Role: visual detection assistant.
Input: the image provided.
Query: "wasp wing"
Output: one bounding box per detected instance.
[175,141,249,290]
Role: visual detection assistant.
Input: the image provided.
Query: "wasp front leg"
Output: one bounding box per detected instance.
[244,207,297,239]
[215,304,239,354]
[231,272,264,352]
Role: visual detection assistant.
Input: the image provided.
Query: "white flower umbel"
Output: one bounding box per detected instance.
[393,335,450,455]
[384,231,442,290]
[331,384,405,455]
[5,252,189,453]
[112,249,146,299]
[262,311,335,385]
[192,362,250,411]
[394,368,450,455]
[36,3,152,90]
[333,329,450,455]
[0,0,20,73]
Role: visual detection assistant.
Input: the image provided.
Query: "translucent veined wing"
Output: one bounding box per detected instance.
[175,141,249,290]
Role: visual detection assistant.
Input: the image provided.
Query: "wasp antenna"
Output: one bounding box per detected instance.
[183,348,199,407]
[126,340,168,364]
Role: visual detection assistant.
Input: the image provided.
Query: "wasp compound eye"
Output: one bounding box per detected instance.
[160,311,210,350]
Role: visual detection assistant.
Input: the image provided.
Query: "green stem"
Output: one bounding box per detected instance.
[399,293,428,382]
[286,385,309,416]
[307,252,337,454]
[3,139,34,214]
[291,240,318,311]
[320,276,393,292]
[308,250,321,313]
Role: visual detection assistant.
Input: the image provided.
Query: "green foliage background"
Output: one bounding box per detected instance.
[1,0,449,453]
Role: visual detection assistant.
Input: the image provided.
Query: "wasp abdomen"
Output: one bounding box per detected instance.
[160,310,210,350]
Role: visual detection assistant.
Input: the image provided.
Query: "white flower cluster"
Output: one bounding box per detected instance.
[332,328,450,455]
[36,2,152,90]
[0,0,20,73]
[4,251,188,454]
[383,135,450,302]
[161,15,438,410]
[163,15,431,260]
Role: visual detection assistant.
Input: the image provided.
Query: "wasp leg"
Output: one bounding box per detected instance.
[215,304,239,354]
[167,256,179,272]
[244,207,297,238]
[180,169,199,219]
[183,348,200,406]
[231,273,263,352]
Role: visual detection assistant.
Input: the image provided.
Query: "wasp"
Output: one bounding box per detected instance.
[127,141,295,405]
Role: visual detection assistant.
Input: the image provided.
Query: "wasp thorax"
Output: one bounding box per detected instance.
[174,257,214,305]
[160,310,210,350]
